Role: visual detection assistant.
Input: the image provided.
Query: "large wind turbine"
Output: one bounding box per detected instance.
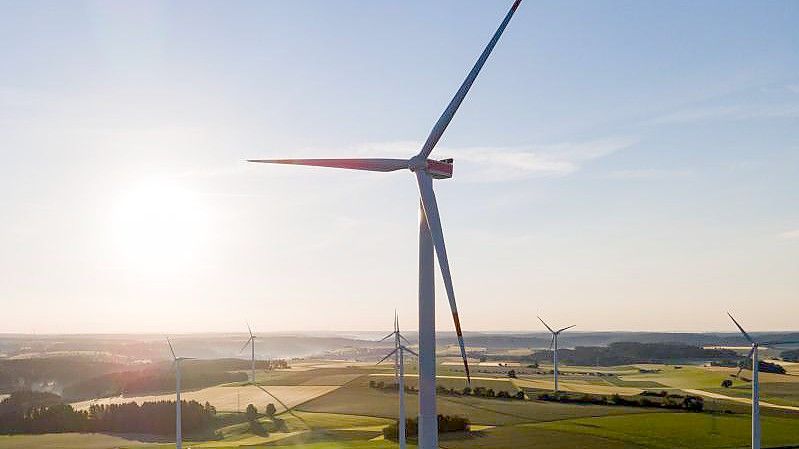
[240,324,257,384]
[249,2,523,446]
[168,338,194,449]
[377,313,417,449]
[727,313,799,449]
[538,316,575,394]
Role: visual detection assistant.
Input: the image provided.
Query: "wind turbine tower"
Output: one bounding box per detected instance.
[240,324,257,384]
[168,338,194,449]
[378,312,417,449]
[538,316,575,394]
[727,313,799,449]
[249,2,523,447]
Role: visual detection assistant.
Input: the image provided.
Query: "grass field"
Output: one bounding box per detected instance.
[297,376,660,426]
[0,433,159,449]
[533,412,799,449]
[438,425,644,449]
[704,382,799,407]
[8,361,799,449]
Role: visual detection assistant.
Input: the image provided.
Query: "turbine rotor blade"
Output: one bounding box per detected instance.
[248,158,409,173]
[416,171,470,383]
[548,335,554,351]
[736,346,756,377]
[399,333,412,345]
[240,337,253,353]
[247,323,253,338]
[379,332,395,342]
[557,324,576,334]
[167,338,177,360]
[538,316,555,334]
[401,345,419,358]
[377,348,399,365]
[727,313,755,343]
[417,0,523,159]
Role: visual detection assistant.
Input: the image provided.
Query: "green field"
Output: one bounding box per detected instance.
[533,412,799,449]
[5,361,799,449]
[706,381,799,407]
[297,375,660,426]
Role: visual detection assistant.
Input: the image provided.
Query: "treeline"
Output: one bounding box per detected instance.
[781,349,799,362]
[531,342,740,366]
[383,415,469,439]
[738,359,786,375]
[0,358,123,395]
[0,391,216,435]
[536,390,704,412]
[368,380,525,400]
[1,357,289,402]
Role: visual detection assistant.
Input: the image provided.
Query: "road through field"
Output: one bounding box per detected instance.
[682,389,799,411]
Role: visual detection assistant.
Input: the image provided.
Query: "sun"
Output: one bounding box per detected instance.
[111,177,208,273]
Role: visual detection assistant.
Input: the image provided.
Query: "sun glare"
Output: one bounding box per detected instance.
[111,178,208,273]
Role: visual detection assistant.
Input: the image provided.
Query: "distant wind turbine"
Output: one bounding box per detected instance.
[168,338,194,449]
[378,312,417,449]
[727,313,799,449]
[240,323,257,384]
[538,317,575,394]
[249,2,523,446]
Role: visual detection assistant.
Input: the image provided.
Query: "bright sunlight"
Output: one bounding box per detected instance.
[110,177,208,274]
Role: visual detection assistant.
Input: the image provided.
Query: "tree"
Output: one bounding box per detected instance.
[245,404,258,422]
[721,379,733,388]
[507,369,517,378]
[265,403,276,417]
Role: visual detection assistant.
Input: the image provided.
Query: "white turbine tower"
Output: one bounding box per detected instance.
[378,312,417,449]
[727,313,799,449]
[168,338,194,449]
[538,317,575,394]
[240,324,257,384]
[249,2,523,446]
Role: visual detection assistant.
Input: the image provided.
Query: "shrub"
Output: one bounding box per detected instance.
[383,415,470,439]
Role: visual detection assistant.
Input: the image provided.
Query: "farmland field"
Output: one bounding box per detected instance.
[71,384,339,413]
[297,375,661,426]
[533,412,799,449]
[0,433,159,449]
[7,360,799,449]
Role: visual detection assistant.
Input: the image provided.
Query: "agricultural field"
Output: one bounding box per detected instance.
[71,384,338,413]
[7,358,799,449]
[532,412,799,449]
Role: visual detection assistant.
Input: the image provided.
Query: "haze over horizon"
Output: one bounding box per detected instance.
[1,1,798,334]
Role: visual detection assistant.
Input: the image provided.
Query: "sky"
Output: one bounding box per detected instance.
[1,0,797,334]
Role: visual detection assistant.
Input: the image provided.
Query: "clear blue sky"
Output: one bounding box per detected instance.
[1,1,797,333]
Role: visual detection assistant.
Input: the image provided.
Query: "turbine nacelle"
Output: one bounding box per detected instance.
[426,158,454,179]
[408,156,453,179]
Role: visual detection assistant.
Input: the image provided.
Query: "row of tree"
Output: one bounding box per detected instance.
[531,342,741,366]
[383,415,469,439]
[780,349,799,362]
[0,391,216,435]
[537,391,704,412]
[367,380,525,400]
